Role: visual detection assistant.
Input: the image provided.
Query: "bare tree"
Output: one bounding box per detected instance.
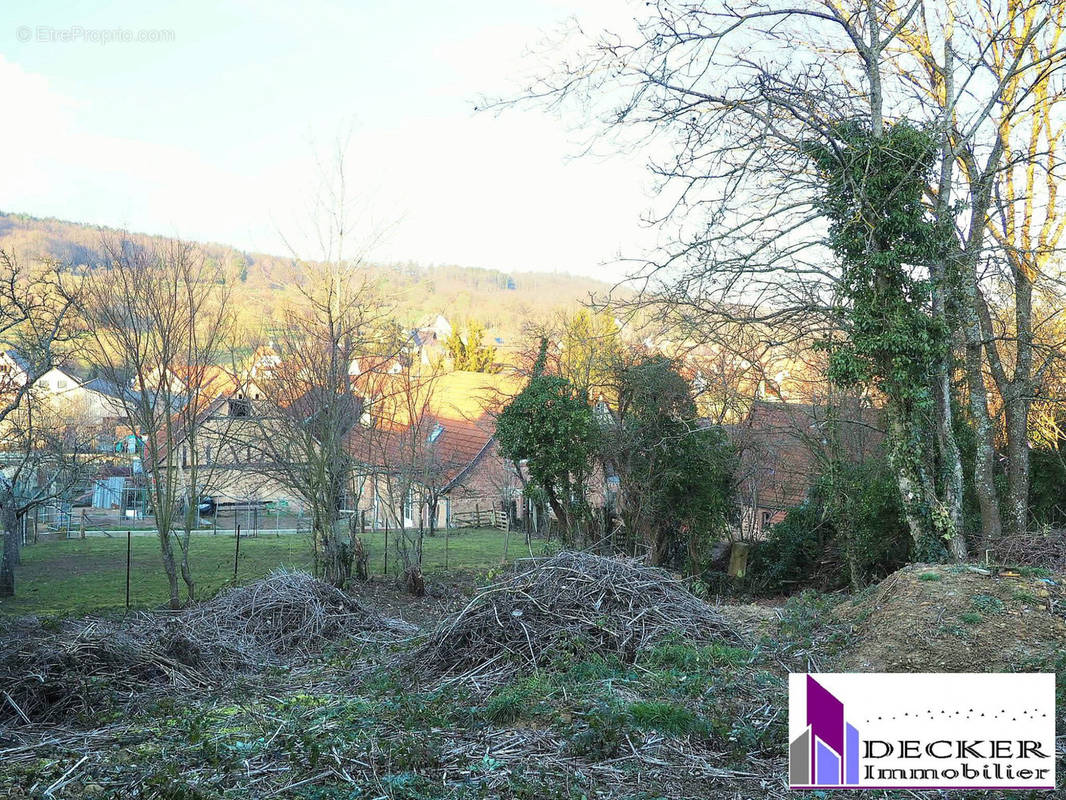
[0,250,81,597]
[355,357,445,593]
[82,237,234,608]
[0,393,101,596]
[245,264,393,588]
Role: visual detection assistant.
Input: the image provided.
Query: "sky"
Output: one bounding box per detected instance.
[0,0,657,280]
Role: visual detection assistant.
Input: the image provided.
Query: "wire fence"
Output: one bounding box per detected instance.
[7,525,534,615]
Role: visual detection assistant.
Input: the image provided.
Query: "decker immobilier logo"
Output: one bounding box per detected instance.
[788,673,1055,790]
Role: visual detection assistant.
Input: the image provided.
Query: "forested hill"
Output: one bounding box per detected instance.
[0,211,615,340]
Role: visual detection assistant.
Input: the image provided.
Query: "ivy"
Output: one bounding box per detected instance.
[807,120,949,409]
[807,120,952,557]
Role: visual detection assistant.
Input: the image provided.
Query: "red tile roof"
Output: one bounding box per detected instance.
[348,414,495,490]
[726,400,883,510]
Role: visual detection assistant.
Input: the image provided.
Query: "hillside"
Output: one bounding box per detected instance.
[0,211,615,346]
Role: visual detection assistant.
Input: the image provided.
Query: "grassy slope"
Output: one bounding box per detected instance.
[0,528,521,616]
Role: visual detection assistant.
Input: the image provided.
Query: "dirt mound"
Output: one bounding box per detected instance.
[839,563,1066,672]
[410,551,742,682]
[182,569,415,659]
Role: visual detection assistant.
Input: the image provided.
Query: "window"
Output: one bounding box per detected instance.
[57,379,68,389]
[427,423,444,443]
[228,398,251,417]
[403,490,414,525]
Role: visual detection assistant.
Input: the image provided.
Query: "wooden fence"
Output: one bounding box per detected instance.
[450,506,509,531]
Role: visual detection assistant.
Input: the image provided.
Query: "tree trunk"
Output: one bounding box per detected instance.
[178,535,195,603]
[886,413,933,553]
[956,147,1005,549]
[158,531,181,609]
[314,514,350,589]
[964,323,1003,550]
[935,369,968,561]
[0,503,18,598]
[1004,395,1031,538]
[1003,269,1034,538]
[544,487,569,542]
[649,524,670,567]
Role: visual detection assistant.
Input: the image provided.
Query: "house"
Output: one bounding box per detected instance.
[248,345,281,379]
[348,413,514,529]
[133,364,245,401]
[0,351,84,397]
[151,383,299,511]
[0,352,132,450]
[347,370,523,529]
[726,399,883,539]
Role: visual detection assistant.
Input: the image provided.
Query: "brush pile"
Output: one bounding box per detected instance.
[0,570,412,724]
[181,569,413,659]
[0,615,211,724]
[991,528,1066,572]
[411,551,742,682]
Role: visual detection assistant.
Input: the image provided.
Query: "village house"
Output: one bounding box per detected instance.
[347,369,522,530]
[726,399,883,539]
[0,351,142,452]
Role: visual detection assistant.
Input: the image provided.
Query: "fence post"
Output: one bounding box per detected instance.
[475,503,480,528]
[233,524,241,582]
[125,529,131,609]
[383,519,389,576]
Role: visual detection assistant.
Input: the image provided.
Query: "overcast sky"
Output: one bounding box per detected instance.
[0,0,659,280]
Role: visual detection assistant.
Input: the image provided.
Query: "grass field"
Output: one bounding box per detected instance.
[0,526,529,617]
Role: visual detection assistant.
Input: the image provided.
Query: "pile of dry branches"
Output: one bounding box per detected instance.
[991,529,1066,571]
[0,615,213,724]
[410,551,742,683]
[0,570,412,724]
[181,569,413,659]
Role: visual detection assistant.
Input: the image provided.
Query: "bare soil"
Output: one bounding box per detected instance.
[838,563,1066,672]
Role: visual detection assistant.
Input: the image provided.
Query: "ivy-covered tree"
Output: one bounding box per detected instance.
[496,347,599,542]
[807,120,959,561]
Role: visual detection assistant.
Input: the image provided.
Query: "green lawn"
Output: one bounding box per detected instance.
[0,527,528,617]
